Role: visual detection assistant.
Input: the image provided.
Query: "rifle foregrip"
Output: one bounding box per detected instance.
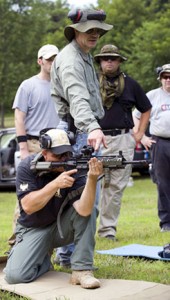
[104,168,110,188]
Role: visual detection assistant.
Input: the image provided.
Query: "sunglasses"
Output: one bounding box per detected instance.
[85,28,103,35]
[161,75,170,80]
[101,56,119,62]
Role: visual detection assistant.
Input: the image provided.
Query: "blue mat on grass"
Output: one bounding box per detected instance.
[96,244,170,261]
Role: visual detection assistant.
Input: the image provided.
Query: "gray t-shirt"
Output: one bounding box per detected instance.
[134,87,170,137]
[12,75,59,136]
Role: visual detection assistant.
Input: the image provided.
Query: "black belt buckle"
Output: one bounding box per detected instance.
[114,129,121,136]
[103,129,119,136]
[103,129,129,136]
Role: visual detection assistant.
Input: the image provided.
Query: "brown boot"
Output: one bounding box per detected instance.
[70,270,100,289]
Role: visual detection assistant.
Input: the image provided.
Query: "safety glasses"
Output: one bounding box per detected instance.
[161,75,170,80]
[101,56,119,61]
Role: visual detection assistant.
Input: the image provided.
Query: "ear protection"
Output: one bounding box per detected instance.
[68,9,106,24]
[155,66,164,81]
[39,130,75,149]
[39,133,52,149]
[39,127,56,149]
[155,66,163,75]
[68,9,83,23]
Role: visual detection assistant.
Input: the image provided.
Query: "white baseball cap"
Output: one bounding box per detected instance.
[37,44,59,59]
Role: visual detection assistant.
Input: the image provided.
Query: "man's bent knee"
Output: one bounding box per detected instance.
[5,267,37,284]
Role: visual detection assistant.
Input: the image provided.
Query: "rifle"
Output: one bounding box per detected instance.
[30,146,149,187]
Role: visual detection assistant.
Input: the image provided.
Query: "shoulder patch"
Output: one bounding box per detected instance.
[19,183,29,191]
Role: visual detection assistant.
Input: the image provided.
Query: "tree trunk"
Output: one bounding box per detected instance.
[0,103,5,128]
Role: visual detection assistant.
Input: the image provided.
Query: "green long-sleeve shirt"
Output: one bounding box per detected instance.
[51,40,104,133]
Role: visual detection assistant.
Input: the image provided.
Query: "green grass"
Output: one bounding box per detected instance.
[1,176,170,299]
[0,192,16,255]
[0,291,29,300]
[94,176,170,285]
[1,112,15,128]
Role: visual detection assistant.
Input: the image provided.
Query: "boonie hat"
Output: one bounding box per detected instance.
[42,129,73,154]
[38,44,59,59]
[157,63,170,79]
[94,44,127,63]
[64,8,113,42]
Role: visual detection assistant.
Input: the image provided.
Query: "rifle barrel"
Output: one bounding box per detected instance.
[123,160,150,165]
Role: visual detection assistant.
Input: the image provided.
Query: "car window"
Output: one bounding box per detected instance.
[0,132,17,181]
[0,133,16,148]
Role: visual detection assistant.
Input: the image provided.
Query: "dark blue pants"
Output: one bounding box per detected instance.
[151,136,170,228]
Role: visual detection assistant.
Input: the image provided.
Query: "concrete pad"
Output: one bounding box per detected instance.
[1,263,170,300]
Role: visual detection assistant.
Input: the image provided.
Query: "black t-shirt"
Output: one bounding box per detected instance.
[99,75,152,129]
[16,155,85,228]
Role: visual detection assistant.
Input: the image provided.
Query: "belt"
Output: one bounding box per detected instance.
[103,129,129,136]
[27,134,39,140]
[152,135,170,141]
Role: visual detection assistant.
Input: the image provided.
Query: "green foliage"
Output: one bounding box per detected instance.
[95,0,148,53]
[1,0,170,115]
[39,0,70,49]
[126,7,170,91]
[0,0,70,113]
[0,0,48,111]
